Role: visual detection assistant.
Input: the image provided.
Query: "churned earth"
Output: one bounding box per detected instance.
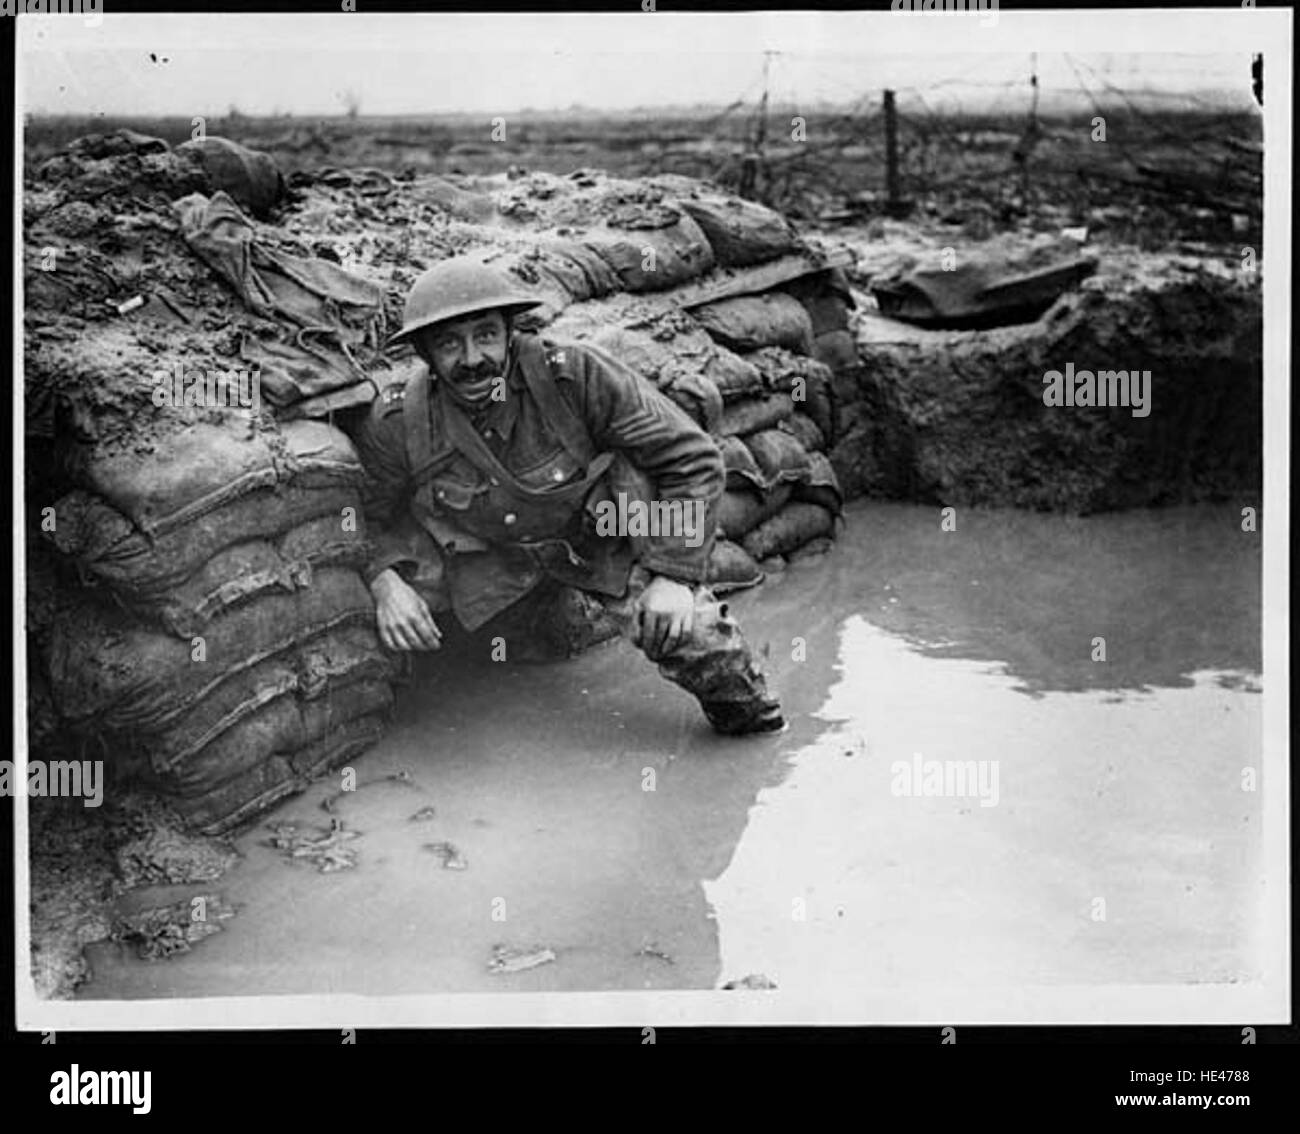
[77,499,1264,1002]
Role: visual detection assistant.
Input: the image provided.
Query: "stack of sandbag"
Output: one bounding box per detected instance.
[41,414,395,834]
[545,299,845,592]
[491,181,847,583]
[707,345,843,576]
[276,169,809,336]
[782,267,861,373]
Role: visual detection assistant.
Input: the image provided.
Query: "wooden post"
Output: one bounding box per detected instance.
[883,89,903,217]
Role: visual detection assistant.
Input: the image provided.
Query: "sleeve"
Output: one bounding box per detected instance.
[352,399,433,587]
[567,342,724,583]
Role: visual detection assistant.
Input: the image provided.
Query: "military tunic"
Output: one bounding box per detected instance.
[354,331,725,631]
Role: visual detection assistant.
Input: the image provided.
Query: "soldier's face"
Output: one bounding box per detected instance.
[420,311,509,403]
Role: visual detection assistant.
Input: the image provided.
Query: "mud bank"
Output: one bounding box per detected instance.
[71,500,1261,1001]
[830,227,1262,512]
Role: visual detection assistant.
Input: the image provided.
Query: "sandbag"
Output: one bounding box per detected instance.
[144,625,391,772]
[693,292,814,355]
[678,196,800,267]
[796,290,854,336]
[480,245,590,322]
[745,428,813,487]
[163,676,394,795]
[716,484,793,541]
[581,210,714,292]
[46,484,361,600]
[742,502,836,561]
[708,349,767,402]
[719,393,795,437]
[661,370,723,433]
[718,435,766,492]
[81,418,363,538]
[780,412,826,454]
[169,714,387,835]
[176,136,284,219]
[151,515,370,637]
[744,347,835,440]
[707,540,765,594]
[791,451,845,515]
[538,239,622,302]
[788,536,835,562]
[812,329,860,372]
[47,567,376,733]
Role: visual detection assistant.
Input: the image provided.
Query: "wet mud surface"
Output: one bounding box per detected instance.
[77,500,1263,998]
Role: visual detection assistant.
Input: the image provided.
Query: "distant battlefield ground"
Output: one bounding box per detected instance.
[25,103,1262,250]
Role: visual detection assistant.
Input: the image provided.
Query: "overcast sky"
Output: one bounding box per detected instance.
[18,11,1260,118]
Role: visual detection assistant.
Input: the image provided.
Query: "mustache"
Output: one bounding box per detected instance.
[450,360,500,385]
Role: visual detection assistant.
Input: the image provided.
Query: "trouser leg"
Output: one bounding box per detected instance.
[605,582,785,736]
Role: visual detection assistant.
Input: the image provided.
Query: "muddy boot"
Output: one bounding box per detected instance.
[654,600,785,736]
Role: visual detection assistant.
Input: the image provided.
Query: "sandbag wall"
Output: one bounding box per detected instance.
[26,135,857,834]
[24,131,406,834]
[40,417,395,834]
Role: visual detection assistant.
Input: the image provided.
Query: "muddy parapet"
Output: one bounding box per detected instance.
[833,252,1262,512]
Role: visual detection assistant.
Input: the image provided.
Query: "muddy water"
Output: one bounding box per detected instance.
[80,501,1262,999]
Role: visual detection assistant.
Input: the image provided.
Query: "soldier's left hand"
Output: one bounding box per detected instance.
[636,575,696,660]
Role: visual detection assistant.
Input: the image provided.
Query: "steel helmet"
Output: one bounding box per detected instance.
[389,257,543,346]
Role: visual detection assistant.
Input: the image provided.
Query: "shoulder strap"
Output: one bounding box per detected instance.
[403,371,458,484]
[515,335,595,466]
[402,370,431,475]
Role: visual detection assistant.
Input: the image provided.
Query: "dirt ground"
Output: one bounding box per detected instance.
[26,104,1261,247]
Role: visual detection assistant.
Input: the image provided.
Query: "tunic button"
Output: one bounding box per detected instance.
[490,477,499,487]
[504,512,517,525]
[552,469,565,482]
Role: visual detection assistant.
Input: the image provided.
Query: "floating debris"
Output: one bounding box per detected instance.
[489,945,556,975]
[422,841,468,871]
[113,893,236,961]
[408,805,438,822]
[637,943,675,965]
[265,818,360,873]
[722,973,777,990]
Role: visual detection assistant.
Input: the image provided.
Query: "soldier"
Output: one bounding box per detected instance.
[355,257,785,736]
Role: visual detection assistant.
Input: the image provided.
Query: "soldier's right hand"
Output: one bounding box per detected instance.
[371,569,443,652]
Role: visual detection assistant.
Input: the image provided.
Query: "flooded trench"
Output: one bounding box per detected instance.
[79,500,1264,999]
